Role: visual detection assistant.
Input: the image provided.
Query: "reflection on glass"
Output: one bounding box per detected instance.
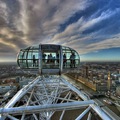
[42,52,60,69]
[17,45,80,70]
[62,46,80,69]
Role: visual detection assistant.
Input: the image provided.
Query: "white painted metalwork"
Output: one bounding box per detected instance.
[87,112,92,120]
[0,75,116,120]
[0,101,94,114]
[75,106,91,120]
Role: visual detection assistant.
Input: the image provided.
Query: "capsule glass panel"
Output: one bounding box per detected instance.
[62,46,80,69]
[41,45,60,69]
[17,44,80,74]
[27,47,39,68]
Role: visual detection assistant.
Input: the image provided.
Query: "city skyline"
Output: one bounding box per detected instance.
[0,0,120,62]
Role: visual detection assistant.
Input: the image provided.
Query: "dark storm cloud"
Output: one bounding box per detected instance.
[0,43,11,52]
[0,16,6,27]
[0,0,88,54]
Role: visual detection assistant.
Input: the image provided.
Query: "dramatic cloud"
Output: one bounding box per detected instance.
[0,0,120,61]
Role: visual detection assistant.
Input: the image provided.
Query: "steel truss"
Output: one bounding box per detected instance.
[0,76,114,120]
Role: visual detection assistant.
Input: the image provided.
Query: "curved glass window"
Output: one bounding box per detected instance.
[17,50,27,68]
[17,44,80,74]
[41,45,60,69]
[17,46,39,69]
[62,46,80,69]
[27,47,39,68]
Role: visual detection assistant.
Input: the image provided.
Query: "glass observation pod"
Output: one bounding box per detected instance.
[17,44,80,75]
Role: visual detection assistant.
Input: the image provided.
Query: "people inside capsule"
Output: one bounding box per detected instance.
[42,53,46,63]
[70,52,76,68]
[49,53,53,63]
[52,56,55,63]
[47,54,50,63]
[56,53,59,64]
[63,53,67,67]
[46,53,52,63]
[17,45,80,71]
[33,55,36,67]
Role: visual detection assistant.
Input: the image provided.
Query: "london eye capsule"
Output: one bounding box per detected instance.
[17,44,80,75]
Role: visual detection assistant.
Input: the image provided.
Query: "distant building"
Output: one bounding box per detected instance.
[96,82,108,92]
[116,86,120,96]
[83,66,89,78]
[107,71,112,90]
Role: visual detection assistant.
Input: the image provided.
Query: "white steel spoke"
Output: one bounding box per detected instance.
[60,91,72,120]
[75,107,91,120]
[0,75,115,120]
[87,112,92,120]
[22,88,34,118]
[7,115,19,120]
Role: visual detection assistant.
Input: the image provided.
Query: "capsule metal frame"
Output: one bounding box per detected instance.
[17,44,80,75]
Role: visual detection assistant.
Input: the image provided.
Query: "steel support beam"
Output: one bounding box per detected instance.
[0,76,117,120]
[90,104,113,120]
[61,77,89,100]
[75,106,91,120]
[87,112,92,120]
[0,101,94,114]
[7,115,19,120]
[5,77,40,108]
[61,77,113,120]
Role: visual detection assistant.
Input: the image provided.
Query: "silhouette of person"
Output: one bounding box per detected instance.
[70,52,75,68]
[49,53,52,63]
[43,53,46,63]
[47,55,50,63]
[57,53,59,63]
[72,53,76,67]
[53,56,55,63]
[33,55,36,67]
[63,53,67,67]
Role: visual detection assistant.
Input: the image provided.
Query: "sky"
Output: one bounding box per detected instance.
[0,0,120,62]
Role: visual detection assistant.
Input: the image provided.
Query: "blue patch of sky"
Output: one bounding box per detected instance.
[58,0,115,33]
[81,37,104,45]
[82,0,120,35]
[59,1,103,32]
[94,15,120,36]
[81,47,120,61]
[82,13,120,36]
[3,0,20,14]
[59,11,83,32]
[106,14,120,32]
[82,19,110,35]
